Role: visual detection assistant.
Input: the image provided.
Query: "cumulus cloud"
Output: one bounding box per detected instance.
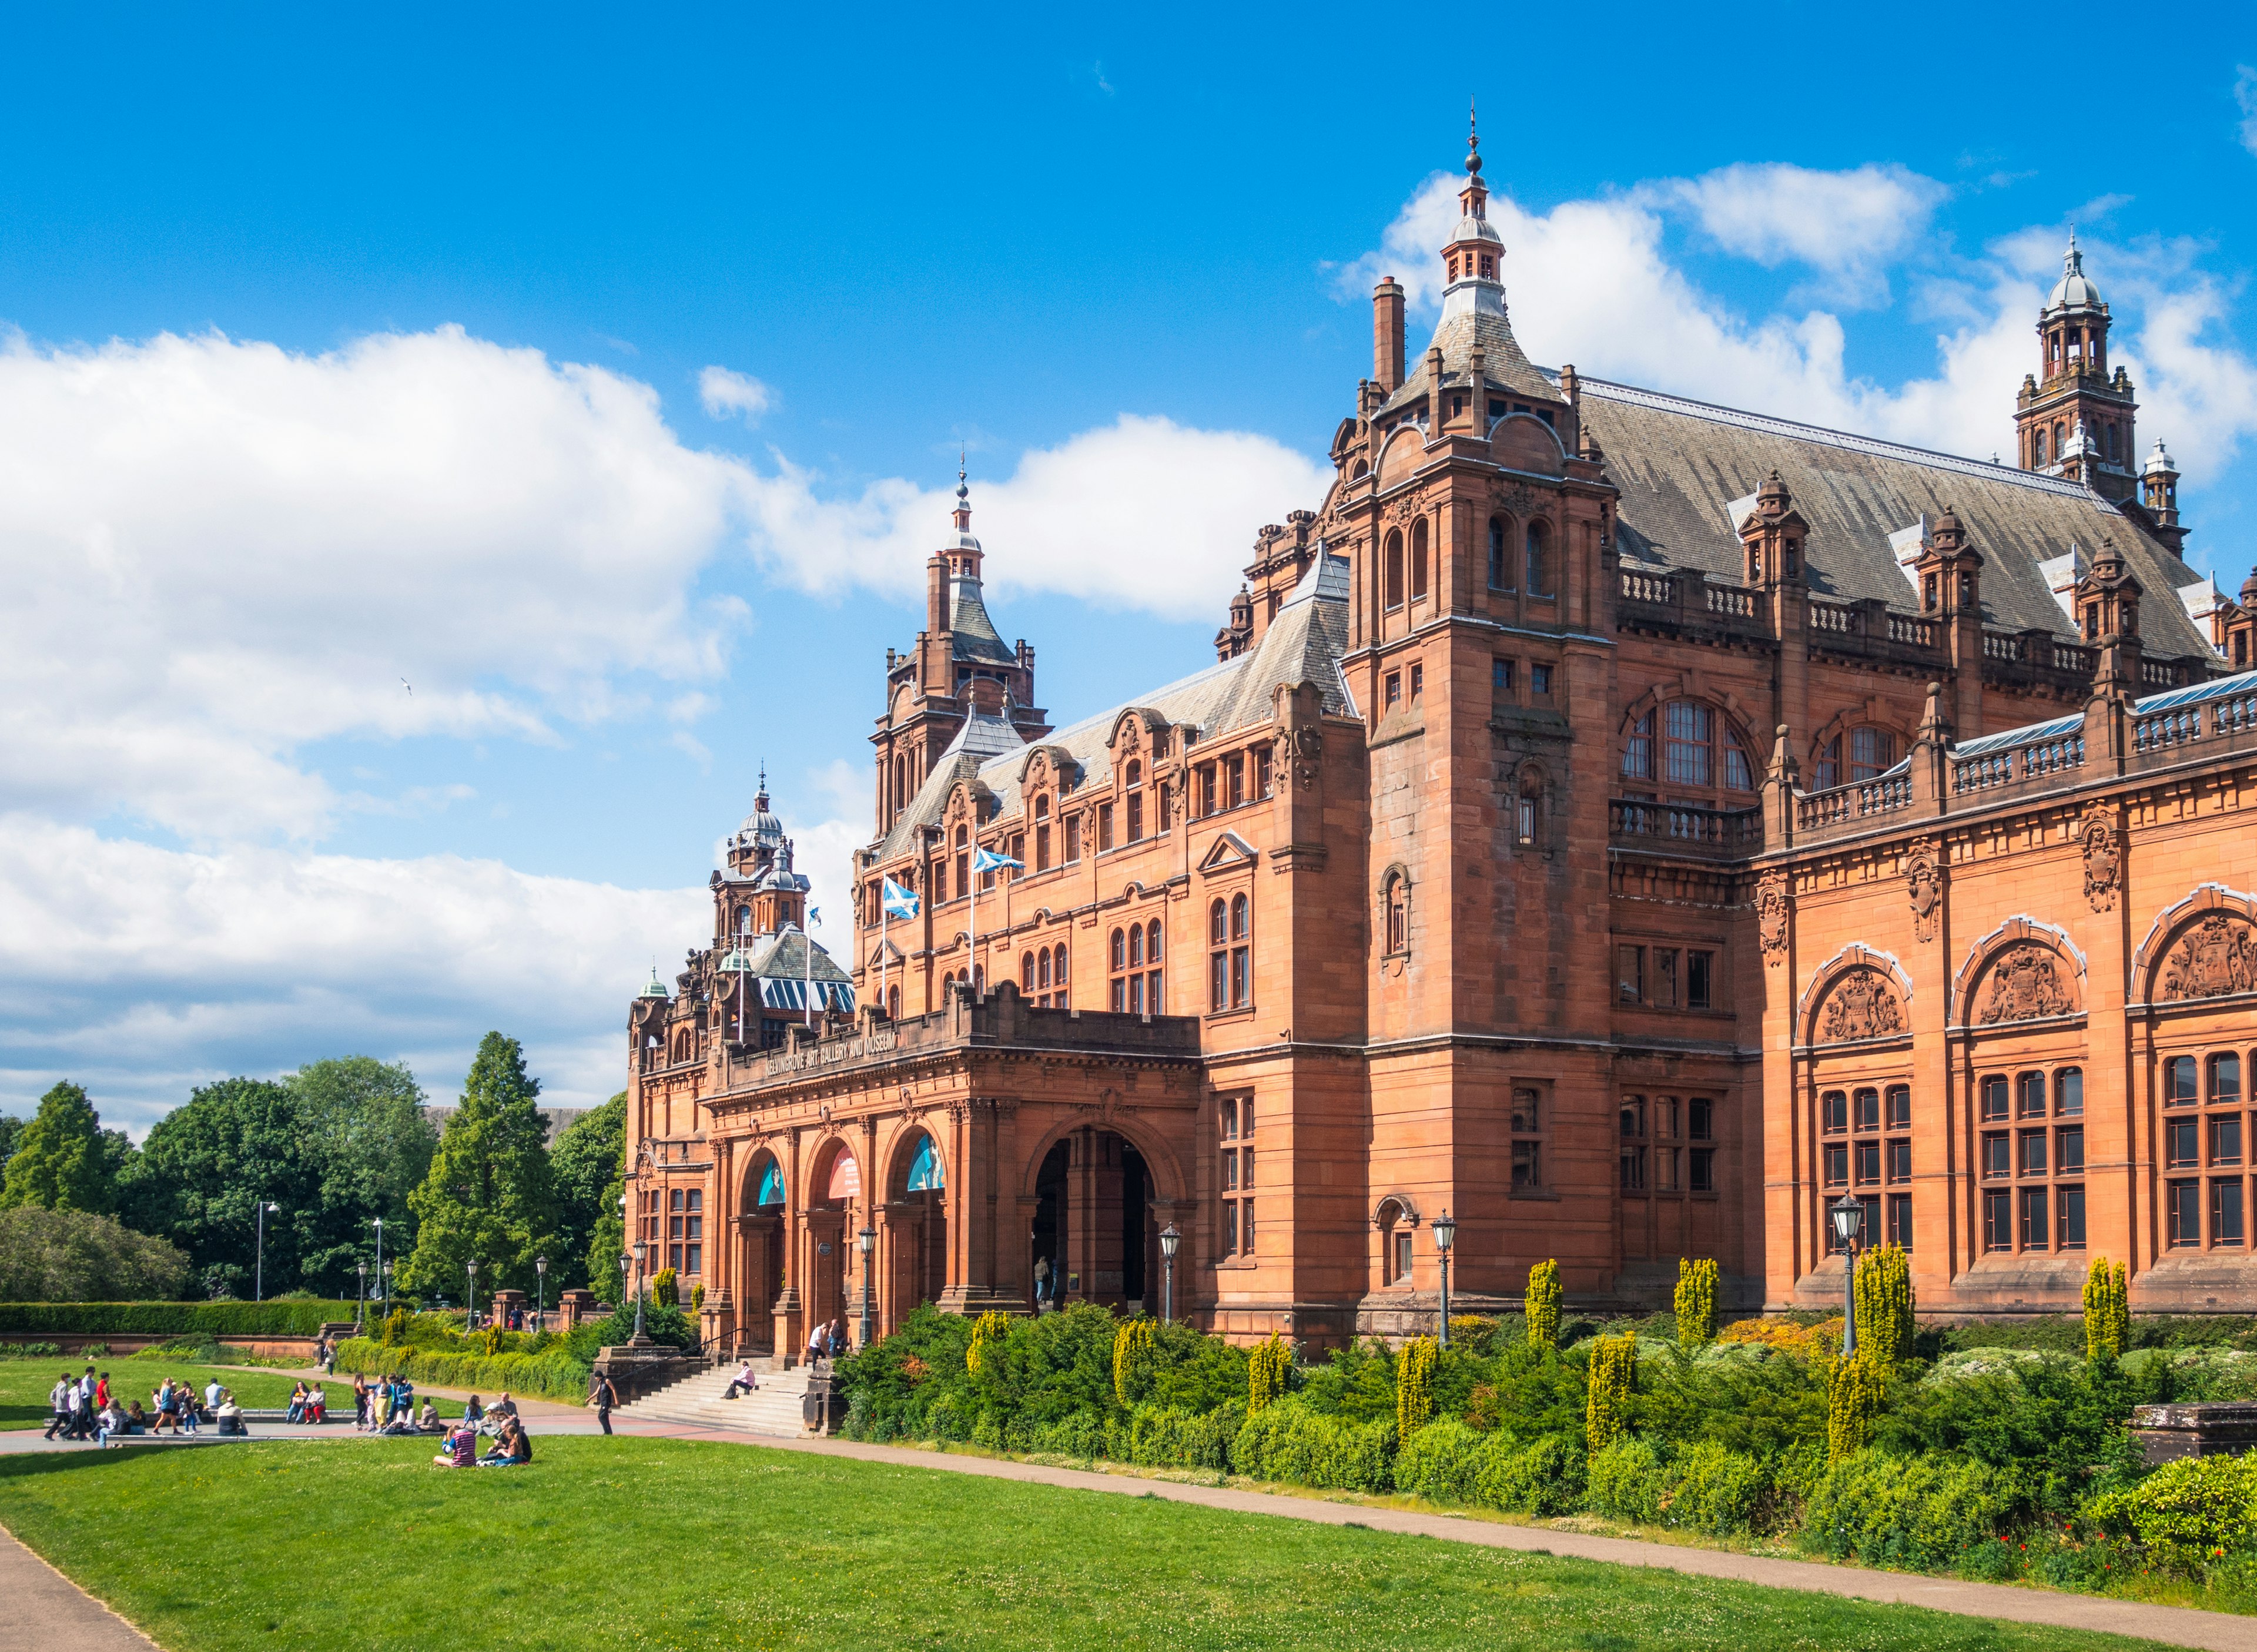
[1338,167,2257,480]
[0,815,707,1130]
[699,364,773,424]
[732,414,1332,622]
[1660,162,1948,304]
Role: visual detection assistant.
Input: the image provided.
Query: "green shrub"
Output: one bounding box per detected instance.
[331,1333,591,1402]
[1395,1336,1436,1439]
[1395,1418,1482,1505]
[1247,1332,1290,1415]
[650,1267,678,1308]
[1472,1432,1584,1516]
[1526,1259,1562,1351]
[1804,1449,2007,1571]
[1586,1436,1667,1523]
[1675,1258,1717,1348]
[1127,1400,1243,1472]
[1827,1354,1884,1461]
[2084,1258,2129,1360]
[1854,1244,1914,1368]
[0,1300,354,1336]
[1231,1397,1394,1493]
[1113,1318,1155,1409]
[1586,1332,1635,1453]
[1665,1439,1772,1534]
[2086,1452,2257,1569]
[971,1409,1003,1450]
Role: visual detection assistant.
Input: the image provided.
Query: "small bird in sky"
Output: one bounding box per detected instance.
[400,678,413,695]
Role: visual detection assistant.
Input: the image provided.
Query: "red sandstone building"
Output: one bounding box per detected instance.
[624,132,2257,1352]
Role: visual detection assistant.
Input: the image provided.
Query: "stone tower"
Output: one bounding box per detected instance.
[2015,234,2138,501]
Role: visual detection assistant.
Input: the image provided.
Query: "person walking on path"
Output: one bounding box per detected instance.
[589,1371,618,1436]
[71,1366,96,1440]
[43,1374,73,1440]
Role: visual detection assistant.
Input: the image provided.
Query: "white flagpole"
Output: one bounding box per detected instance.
[969,843,979,998]
[879,883,887,1021]
[805,902,815,1028]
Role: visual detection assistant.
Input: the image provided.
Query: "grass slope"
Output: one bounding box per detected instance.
[0,1436,2175,1652]
[0,1360,314,1430]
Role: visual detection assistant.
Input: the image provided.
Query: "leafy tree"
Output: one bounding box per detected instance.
[120,1077,318,1298]
[289,1057,434,1289]
[548,1093,624,1292]
[0,1112,24,1167]
[397,1033,558,1299]
[0,1083,119,1214]
[0,1206,191,1300]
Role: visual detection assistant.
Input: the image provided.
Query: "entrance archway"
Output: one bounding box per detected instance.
[805,1138,865,1341]
[736,1150,786,1351]
[886,1128,949,1328]
[1028,1127,1156,1313]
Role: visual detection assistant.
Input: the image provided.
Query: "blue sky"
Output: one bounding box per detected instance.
[4,4,2255,1130]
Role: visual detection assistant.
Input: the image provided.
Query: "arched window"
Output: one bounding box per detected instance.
[1383,872,1408,955]
[1377,1199,1413,1286]
[886,984,899,1019]
[1034,795,1052,872]
[1622,711,1654,780]
[1525,520,1552,596]
[1037,948,1052,989]
[1145,919,1164,1012]
[1128,925,1144,969]
[1052,943,1070,1007]
[1228,894,1252,1007]
[1488,516,1510,589]
[1021,950,1036,991]
[2032,427,2047,465]
[1410,517,1429,601]
[1384,530,1405,610]
[1814,727,1898,790]
[1109,927,1128,1011]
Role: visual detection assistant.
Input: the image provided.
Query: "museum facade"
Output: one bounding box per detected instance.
[623,130,2257,1354]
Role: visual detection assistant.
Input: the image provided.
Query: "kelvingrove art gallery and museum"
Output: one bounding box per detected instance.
[624,135,2257,1355]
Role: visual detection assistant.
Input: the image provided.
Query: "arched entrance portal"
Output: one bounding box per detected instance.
[1030,1128,1153,1313]
[736,1152,786,1353]
[805,1140,865,1345]
[887,1129,948,1328]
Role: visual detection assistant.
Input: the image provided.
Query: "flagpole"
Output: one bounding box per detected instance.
[969,836,979,998]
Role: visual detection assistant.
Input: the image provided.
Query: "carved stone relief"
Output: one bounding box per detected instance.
[1756,874,1790,966]
[1820,969,1906,1043]
[2158,914,2257,1002]
[1977,944,2076,1024]
[2080,813,2120,914]
[1905,846,1942,944]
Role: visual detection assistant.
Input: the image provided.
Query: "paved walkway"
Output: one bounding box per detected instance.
[0,1522,159,1650]
[7,1385,2252,1650]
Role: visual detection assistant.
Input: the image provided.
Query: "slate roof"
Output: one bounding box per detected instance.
[1377,303,1555,420]
[869,551,1355,860]
[947,573,1019,665]
[1565,374,2214,661]
[722,923,853,986]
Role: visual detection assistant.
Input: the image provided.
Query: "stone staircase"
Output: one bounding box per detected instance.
[614,1356,812,1437]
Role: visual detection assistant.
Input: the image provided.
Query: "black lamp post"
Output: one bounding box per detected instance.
[857,1224,876,1352]
[1158,1223,1181,1325]
[1830,1194,1866,1359]
[1432,1210,1456,1347]
[535,1255,547,1329]
[466,1258,478,1329]
[254,1201,281,1302]
[631,1239,649,1344]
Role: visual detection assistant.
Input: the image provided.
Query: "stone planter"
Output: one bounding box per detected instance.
[2131,1402,2257,1465]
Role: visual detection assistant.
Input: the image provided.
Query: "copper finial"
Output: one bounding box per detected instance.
[1466,97,1482,176]
[957,447,968,502]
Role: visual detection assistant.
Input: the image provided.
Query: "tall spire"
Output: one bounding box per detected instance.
[952,448,971,534]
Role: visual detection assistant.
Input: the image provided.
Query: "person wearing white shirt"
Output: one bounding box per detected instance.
[43,1375,73,1440]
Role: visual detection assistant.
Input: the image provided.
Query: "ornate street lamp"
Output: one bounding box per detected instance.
[370,1217,386,1315]
[1158,1224,1182,1325]
[383,1258,394,1316]
[254,1201,282,1302]
[1830,1194,1867,1359]
[632,1239,649,1344]
[466,1258,478,1329]
[1432,1211,1457,1348]
[857,1224,876,1352]
[355,1260,367,1331]
[535,1255,548,1329]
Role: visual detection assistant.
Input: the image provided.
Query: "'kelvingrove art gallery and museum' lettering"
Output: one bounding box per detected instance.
[624,129,2257,1355]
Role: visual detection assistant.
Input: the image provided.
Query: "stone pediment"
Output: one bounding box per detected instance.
[1198,832,1258,874]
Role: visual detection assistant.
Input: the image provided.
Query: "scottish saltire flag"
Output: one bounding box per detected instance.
[882,877,920,920]
[807,906,821,928]
[972,847,1022,873]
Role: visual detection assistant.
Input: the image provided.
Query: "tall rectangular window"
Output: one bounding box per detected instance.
[2212,1115,2243,1167]
[2058,1185,2086,1249]
[1983,1189,2012,1252]
[2168,1179,2202,1247]
[1664,702,1713,785]
[1980,1076,2009,1121]
[1064,816,1081,863]
[1981,1131,2010,1178]
[1691,1147,1715,1192]
[1853,1088,1880,1132]
[1686,950,1714,1010]
[2057,1125,2084,1174]
[1255,748,1273,799]
[1622,713,1653,780]
[2056,1068,2082,1116]
[1886,1085,1911,1130]
[2168,1118,2200,1168]
[1854,1140,1880,1185]
[1653,948,1678,1010]
[2018,1130,2047,1177]
[2017,1072,2047,1118]
[2214,1053,2244,1105]
[1886,1139,1911,1183]
[1617,945,1644,1005]
[2215,1180,2246,1246]
[1097,803,1114,852]
[2165,1056,2198,1107]
[1823,1142,1848,1187]
[1888,1193,1913,1250]
[1492,658,1515,695]
[1822,1091,1847,1134]
[2020,1186,2050,1249]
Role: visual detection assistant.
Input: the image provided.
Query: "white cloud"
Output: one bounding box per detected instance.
[0,324,744,840]
[2237,66,2257,158]
[0,815,706,1130]
[1660,162,1948,303]
[735,415,1331,623]
[698,365,773,424]
[1338,168,2257,485]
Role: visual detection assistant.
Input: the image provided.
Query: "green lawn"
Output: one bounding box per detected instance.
[0,1436,2178,1652]
[0,1359,319,1429]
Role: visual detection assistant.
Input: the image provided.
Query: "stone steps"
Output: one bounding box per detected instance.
[615,1361,813,1437]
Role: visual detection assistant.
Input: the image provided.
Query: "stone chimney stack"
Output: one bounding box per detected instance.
[1373,277,1405,394]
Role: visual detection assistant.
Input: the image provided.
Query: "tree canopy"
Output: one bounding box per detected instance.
[548,1092,625,1294]
[398,1032,558,1300]
[0,1206,190,1301]
[0,1083,119,1214]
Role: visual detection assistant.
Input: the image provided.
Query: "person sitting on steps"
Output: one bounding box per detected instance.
[724,1361,759,1399]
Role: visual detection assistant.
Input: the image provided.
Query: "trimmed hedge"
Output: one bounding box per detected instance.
[332,1335,592,1403]
[1231,1398,1395,1493]
[1804,1449,2007,1570]
[0,1301,356,1337]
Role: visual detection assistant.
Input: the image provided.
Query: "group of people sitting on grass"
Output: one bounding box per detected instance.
[431,1406,533,1468]
[44,1368,259,1446]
